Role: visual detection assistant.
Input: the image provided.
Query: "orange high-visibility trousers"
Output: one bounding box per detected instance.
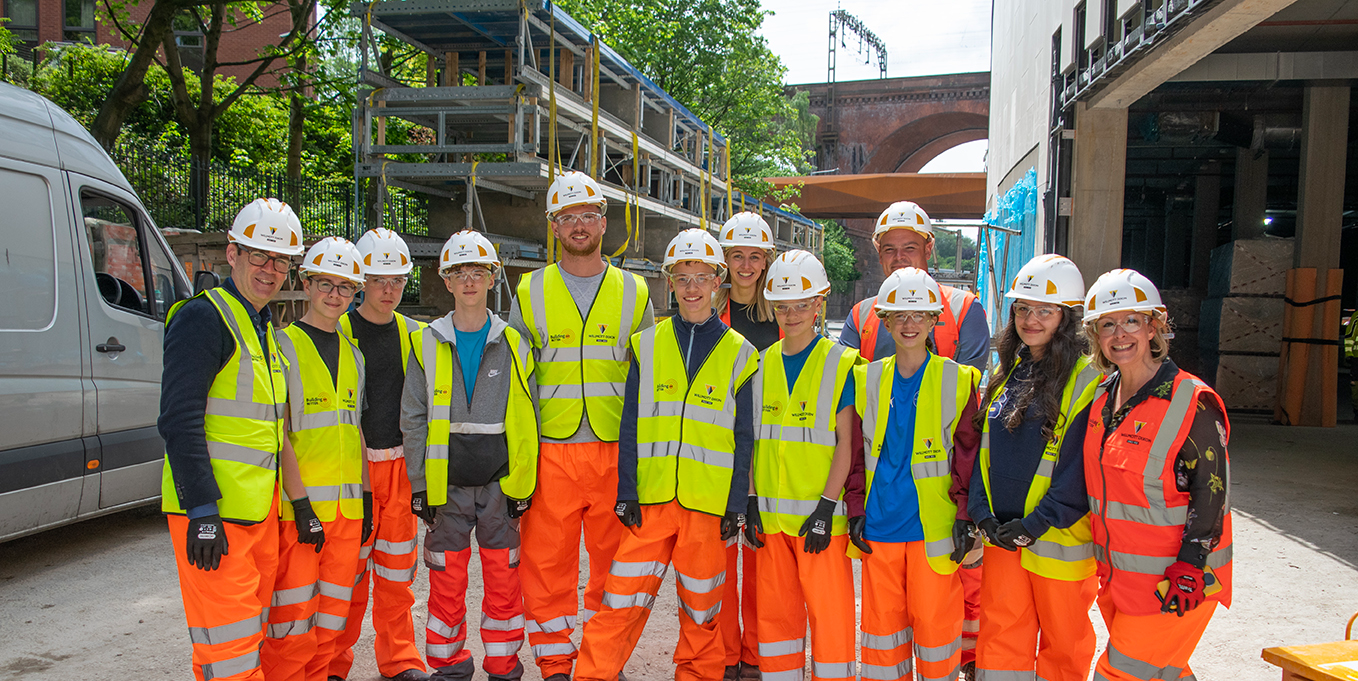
[576,501,727,681]
[960,560,981,667]
[860,540,963,681]
[720,540,759,668]
[168,492,280,681]
[261,515,363,681]
[520,441,624,677]
[330,459,424,680]
[975,546,1097,681]
[1093,591,1216,681]
[754,532,856,681]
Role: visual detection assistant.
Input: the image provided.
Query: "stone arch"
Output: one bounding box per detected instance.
[862,112,990,174]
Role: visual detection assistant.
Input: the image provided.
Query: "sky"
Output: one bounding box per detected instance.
[759,0,993,173]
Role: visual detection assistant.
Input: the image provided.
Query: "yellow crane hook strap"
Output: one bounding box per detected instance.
[609,132,639,259]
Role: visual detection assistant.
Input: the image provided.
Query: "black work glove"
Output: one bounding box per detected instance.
[978,517,1014,550]
[411,491,438,525]
[361,491,374,544]
[615,499,642,528]
[743,495,764,549]
[949,519,977,564]
[720,511,743,541]
[292,498,326,554]
[507,496,531,519]
[996,519,1036,550]
[847,515,872,554]
[798,496,837,555]
[185,513,229,571]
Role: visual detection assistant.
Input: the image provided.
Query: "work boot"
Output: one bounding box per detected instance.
[723,665,739,681]
[329,677,345,681]
[429,659,475,681]
[959,661,976,681]
[388,670,431,681]
[544,675,570,681]
[737,662,761,681]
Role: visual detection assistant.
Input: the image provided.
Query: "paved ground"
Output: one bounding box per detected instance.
[1,420,1355,681]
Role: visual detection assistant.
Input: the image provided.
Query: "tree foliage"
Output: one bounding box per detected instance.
[818,219,861,288]
[930,228,979,274]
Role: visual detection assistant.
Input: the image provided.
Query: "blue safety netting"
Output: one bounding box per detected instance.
[978,167,1039,330]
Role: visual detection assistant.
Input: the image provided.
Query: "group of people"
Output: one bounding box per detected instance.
[160,170,1233,681]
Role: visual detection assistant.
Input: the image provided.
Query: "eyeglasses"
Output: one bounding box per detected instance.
[1091,314,1151,337]
[552,212,604,227]
[311,278,359,298]
[1013,303,1061,320]
[442,268,492,282]
[772,301,817,315]
[883,311,933,325]
[367,276,409,290]
[238,246,292,274]
[669,273,718,288]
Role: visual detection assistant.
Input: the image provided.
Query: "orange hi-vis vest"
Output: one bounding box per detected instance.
[1083,369,1233,616]
[853,283,975,361]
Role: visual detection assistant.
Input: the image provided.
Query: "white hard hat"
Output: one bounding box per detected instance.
[764,250,830,301]
[228,198,304,255]
[300,236,365,285]
[718,212,775,251]
[662,228,726,277]
[873,200,933,243]
[1082,268,1166,323]
[874,267,943,315]
[1006,254,1086,307]
[356,228,413,276]
[546,171,607,217]
[438,230,501,275]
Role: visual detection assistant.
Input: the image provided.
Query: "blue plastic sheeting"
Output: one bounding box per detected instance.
[978,167,1038,330]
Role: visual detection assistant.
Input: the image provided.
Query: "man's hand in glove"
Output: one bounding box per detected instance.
[186,514,229,571]
[976,517,1011,550]
[743,495,764,549]
[798,496,837,554]
[507,497,531,519]
[411,491,438,525]
[615,499,642,528]
[847,515,872,554]
[292,498,326,554]
[995,519,1035,551]
[949,519,977,564]
[362,491,374,544]
[720,511,742,541]
[1159,561,1207,616]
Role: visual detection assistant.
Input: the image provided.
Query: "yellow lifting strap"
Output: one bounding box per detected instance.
[591,34,601,178]
[545,3,559,263]
[725,140,733,219]
[609,132,639,259]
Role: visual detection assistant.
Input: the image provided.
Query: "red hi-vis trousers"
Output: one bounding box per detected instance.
[754,532,856,681]
[261,515,362,681]
[330,459,424,679]
[975,546,1097,681]
[720,540,759,668]
[860,540,964,681]
[576,501,728,681]
[168,492,279,681]
[520,441,624,677]
[1093,591,1216,681]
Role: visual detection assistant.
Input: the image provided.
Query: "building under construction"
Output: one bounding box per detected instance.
[349,0,821,313]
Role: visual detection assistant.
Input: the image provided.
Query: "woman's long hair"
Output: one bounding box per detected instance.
[972,304,1088,442]
[713,248,775,323]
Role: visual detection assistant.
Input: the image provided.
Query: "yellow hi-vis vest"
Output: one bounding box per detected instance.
[161,288,287,523]
[339,311,424,377]
[410,321,539,505]
[517,264,649,441]
[753,338,859,536]
[632,319,759,516]
[979,356,1102,581]
[276,325,365,522]
[854,353,980,574]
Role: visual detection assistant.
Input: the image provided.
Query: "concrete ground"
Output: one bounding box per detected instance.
[1,420,1354,680]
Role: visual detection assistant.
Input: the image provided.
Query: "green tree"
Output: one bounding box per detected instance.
[0,18,17,55]
[819,220,860,290]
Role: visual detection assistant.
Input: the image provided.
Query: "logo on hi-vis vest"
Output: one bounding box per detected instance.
[306,396,329,407]
[922,437,934,451]
[1133,420,1147,434]
[763,400,784,417]
[694,383,721,407]
[549,329,574,344]
[586,323,614,344]
[789,400,813,422]
[656,379,680,396]
[433,385,451,399]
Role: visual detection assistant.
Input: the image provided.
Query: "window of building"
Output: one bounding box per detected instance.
[1074,3,1089,72]
[4,0,39,44]
[172,10,205,71]
[63,0,95,43]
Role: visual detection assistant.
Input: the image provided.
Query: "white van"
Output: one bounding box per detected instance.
[0,82,191,542]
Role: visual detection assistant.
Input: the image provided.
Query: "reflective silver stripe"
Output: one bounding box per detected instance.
[963,618,980,634]
[426,613,462,638]
[205,397,280,421]
[424,547,446,568]
[448,422,507,435]
[527,270,550,347]
[206,289,260,404]
[485,640,524,657]
[680,600,721,624]
[1034,457,1056,479]
[758,423,837,447]
[638,398,684,419]
[375,538,417,555]
[917,636,962,662]
[539,346,628,362]
[293,409,360,431]
[919,662,961,681]
[619,269,639,343]
[813,660,856,679]
[814,344,850,430]
[359,543,373,560]
[426,444,449,462]
[1107,643,1182,680]
[1087,498,1188,527]
[306,483,364,503]
[538,382,624,399]
[635,329,657,428]
[318,580,353,601]
[315,612,347,631]
[609,560,669,580]
[532,642,578,658]
[679,443,734,470]
[480,613,526,631]
[373,563,417,582]
[526,615,576,634]
[267,616,315,638]
[188,612,263,646]
[940,362,960,455]
[975,670,1035,681]
[911,459,950,480]
[758,496,847,518]
[673,401,737,429]
[580,608,596,622]
[206,441,275,469]
[1025,538,1095,563]
[427,640,466,659]
[1093,543,1232,575]
[761,670,803,681]
[200,649,261,681]
[862,362,884,473]
[925,537,955,560]
[675,571,725,595]
[601,590,656,611]
[271,582,319,607]
[861,628,912,650]
[636,440,680,459]
[861,661,913,681]
[759,638,804,657]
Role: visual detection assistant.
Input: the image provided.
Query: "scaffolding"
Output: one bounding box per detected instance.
[349,0,822,308]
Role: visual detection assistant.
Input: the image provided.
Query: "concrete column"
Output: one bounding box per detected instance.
[1294,86,1349,271]
[1233,148,1268,240]
[1069,101,1128,287]
[1191,162,1221,291]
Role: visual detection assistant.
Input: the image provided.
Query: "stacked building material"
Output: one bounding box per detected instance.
[1198,238,1293,411]
[1160,288,1205,377]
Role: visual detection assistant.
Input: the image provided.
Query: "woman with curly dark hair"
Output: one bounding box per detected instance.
[968,254,1103,681]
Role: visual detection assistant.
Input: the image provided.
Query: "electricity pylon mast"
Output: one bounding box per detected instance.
[823,9,888,171]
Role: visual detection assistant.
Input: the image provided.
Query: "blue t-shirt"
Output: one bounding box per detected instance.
[864,359,928,542]
[453,321,490,403]
[781,337,855,414]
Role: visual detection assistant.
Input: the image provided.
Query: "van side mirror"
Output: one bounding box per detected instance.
[193,270,221,296]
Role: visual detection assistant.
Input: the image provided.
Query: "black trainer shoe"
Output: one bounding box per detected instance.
[389,670,431,681]
[737,662,761,681]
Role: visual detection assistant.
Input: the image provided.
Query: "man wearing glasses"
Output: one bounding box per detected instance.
[509,171,654,681]
[159,198,303,681]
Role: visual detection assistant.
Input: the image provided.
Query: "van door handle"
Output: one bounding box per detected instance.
[96,338,126,353]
